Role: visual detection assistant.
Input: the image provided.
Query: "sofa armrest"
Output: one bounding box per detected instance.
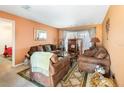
[78,55,101,64]
[78,55,111,68]
[50,56,70,75]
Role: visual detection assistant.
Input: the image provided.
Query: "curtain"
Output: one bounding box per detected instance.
[63,28,96,52]
[77,31,91,51]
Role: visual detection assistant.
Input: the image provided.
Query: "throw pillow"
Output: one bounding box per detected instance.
[96,52,107,59]
[94,47,107,59]
[45,45,51,52]
[58,57,63,62]
[37,45,43,51]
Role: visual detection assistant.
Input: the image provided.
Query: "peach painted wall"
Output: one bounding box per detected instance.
[102,6,124,86]
[0,11,59,65]
[95,24,102,45]
[58,30,64,40]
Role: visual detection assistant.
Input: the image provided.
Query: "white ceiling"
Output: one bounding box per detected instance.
[0,5,109,28]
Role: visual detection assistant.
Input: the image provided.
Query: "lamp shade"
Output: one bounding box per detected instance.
[91,37,100,42]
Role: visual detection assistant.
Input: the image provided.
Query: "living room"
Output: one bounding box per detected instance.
[0,4,124,89]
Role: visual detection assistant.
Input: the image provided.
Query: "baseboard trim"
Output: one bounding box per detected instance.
[13,62,25,67]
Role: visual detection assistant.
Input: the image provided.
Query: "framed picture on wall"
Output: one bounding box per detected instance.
[34,29,47,40]
[106,18,110,32]
[105,18,110,40]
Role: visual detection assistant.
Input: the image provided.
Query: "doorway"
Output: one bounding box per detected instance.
[0,18,15,67]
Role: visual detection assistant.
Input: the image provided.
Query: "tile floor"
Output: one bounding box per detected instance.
[0,56,36,87]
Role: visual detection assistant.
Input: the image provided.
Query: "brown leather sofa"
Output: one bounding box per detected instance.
[30,55,70,87]
[26,44,56,59]
[77,46,111,74]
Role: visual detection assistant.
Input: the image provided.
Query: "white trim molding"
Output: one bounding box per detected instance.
[13,62,25,67]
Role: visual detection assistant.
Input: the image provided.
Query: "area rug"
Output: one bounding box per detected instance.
[18,63,116,87]
[18,68,44,87]
[18,63,88,87]
[57,64,88,87]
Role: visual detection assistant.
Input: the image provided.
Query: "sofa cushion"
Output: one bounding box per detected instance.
[42,44,52,52]
[46,45,51,52]
[51,45,56,50]
[84,48,98,57]
[96,51,107,59]
[94,47,107,59]
[37,45,43,51]
[28,46,38,56]
[31,46,38,51]
[105,54,110,59]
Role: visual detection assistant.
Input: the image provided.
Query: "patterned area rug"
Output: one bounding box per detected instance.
[57,64,88,87]
[18,63,116,87]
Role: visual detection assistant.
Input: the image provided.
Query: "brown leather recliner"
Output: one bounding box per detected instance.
[30,55,70,87]
[77,46,111,74]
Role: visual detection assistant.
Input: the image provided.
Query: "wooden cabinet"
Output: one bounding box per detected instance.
[68,39,79,54]
[68,38,83,55]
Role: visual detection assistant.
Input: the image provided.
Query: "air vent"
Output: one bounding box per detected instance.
[21,5,31,10]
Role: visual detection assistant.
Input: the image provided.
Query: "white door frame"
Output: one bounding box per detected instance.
[0,17,16,67]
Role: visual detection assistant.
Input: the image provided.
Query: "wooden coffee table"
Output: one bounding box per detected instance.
[69,53,78,67]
